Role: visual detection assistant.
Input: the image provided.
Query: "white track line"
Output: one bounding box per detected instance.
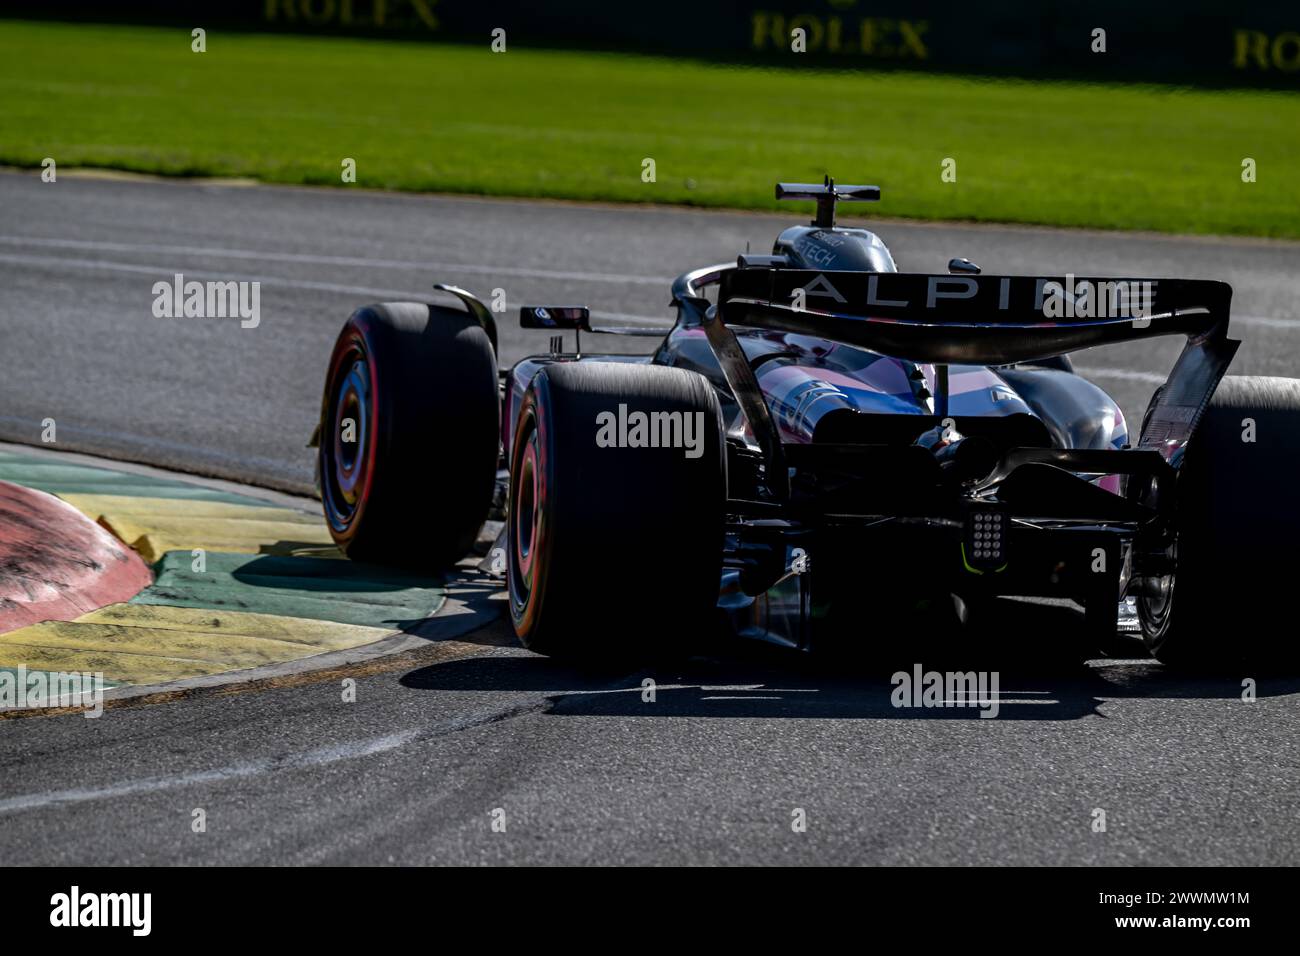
[1073,368,1168,385]
[0,235,670,286]
[0,698,549,815]
[1225,314,1300,330]
[0,730,419,814]
[0,250,429,299]
[0,250,673,326]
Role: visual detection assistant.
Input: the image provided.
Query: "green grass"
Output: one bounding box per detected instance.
[2,20,1299,237]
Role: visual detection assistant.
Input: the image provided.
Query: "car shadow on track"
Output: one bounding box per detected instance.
[399,594,1300,722]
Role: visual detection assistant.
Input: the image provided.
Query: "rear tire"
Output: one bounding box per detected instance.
[318,303,498,570]
[1139,375,1300,669]
[508,362,726,660]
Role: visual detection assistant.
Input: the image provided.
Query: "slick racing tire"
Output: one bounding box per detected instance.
[1139,375,1300,670]
[319,302,498,570]
[507,362,726,660]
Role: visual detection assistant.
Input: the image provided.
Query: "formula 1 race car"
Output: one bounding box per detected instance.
[314,178,1300,669]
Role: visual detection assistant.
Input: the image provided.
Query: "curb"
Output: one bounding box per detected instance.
[0,480,152,632]
[0,445,498,707]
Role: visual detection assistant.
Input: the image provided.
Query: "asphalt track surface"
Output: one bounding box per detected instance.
[1,170,1299,864]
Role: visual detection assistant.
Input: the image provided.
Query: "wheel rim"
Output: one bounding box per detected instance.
[509,405,549,631]
[511,420,541,604]
[322,336,375,534]
[1137,540,1176,640]
[515,436,538,573]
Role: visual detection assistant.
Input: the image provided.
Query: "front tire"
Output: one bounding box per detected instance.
[318,302,498,570]
[508,362,726,660]
[1139,375,1300,669]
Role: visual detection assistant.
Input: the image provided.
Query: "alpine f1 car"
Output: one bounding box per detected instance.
[314,178,1300,668]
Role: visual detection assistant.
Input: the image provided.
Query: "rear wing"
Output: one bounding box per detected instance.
[718,268,1232,365]
[697,268,1238,497]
